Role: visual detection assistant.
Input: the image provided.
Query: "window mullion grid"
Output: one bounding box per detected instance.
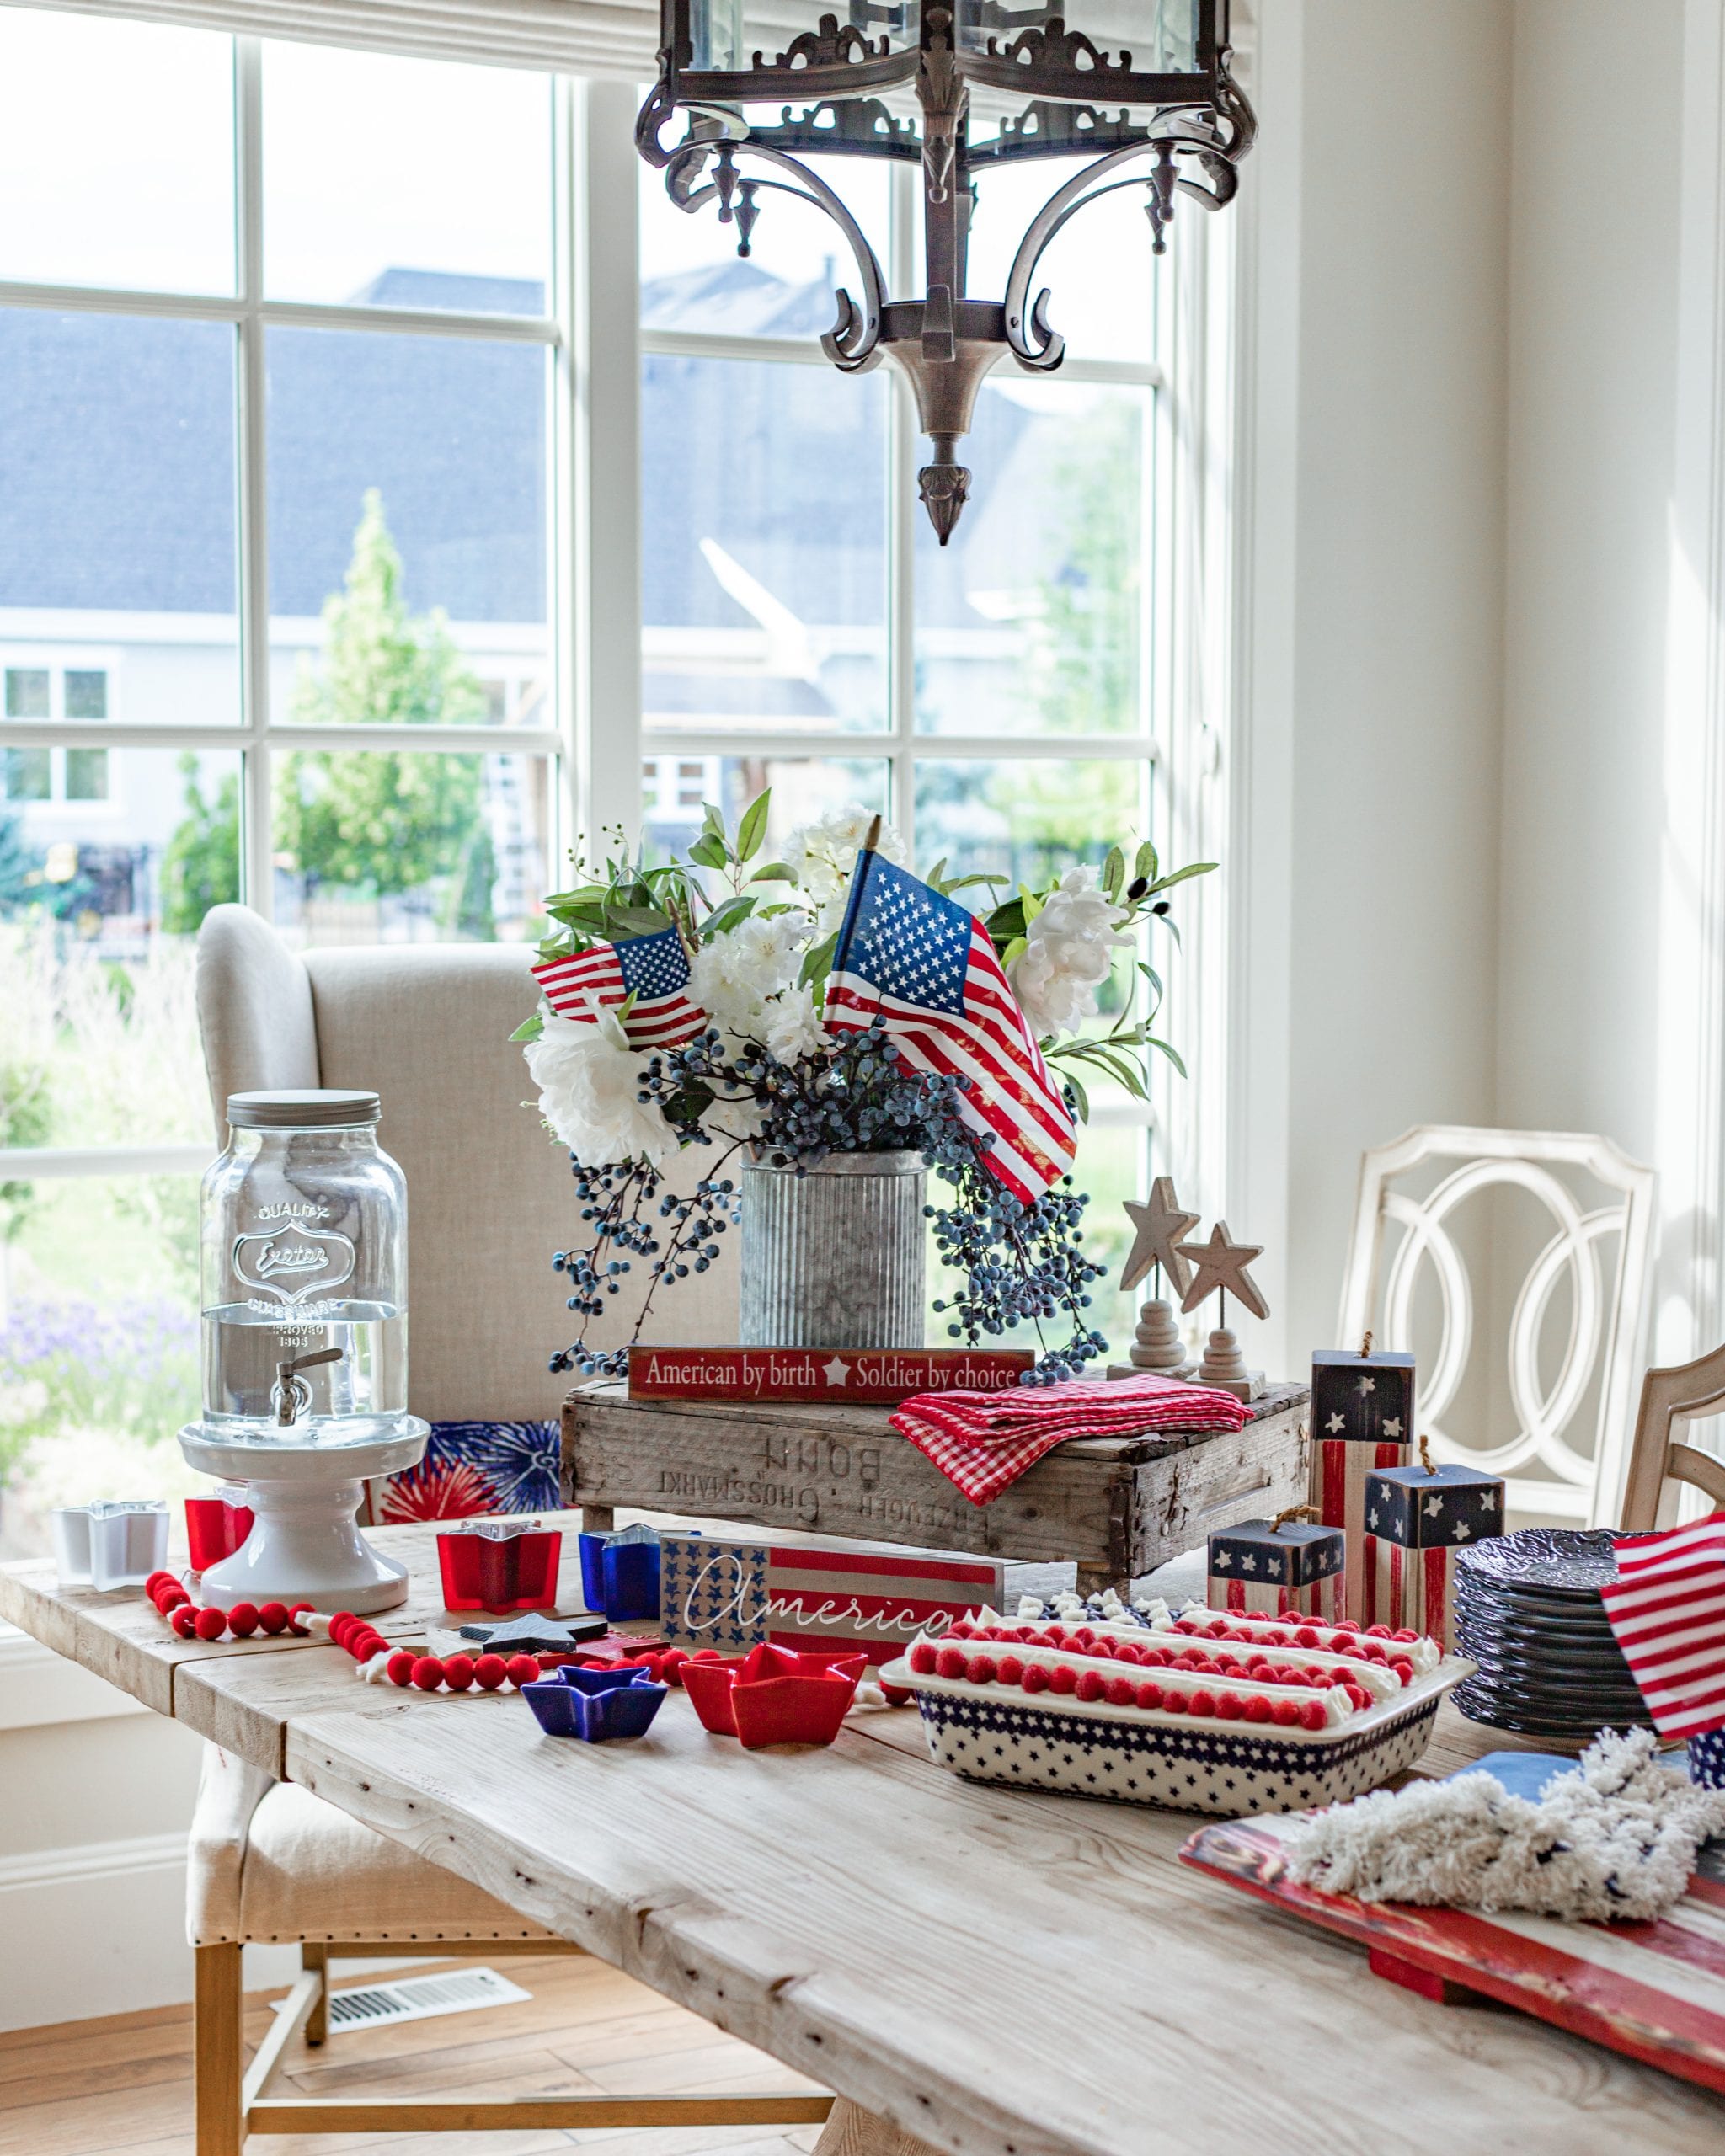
[549,73,579,883]
[888,159,917,855]
[234,35,272,918]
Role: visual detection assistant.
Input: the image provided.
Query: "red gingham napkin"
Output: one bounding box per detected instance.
[890,1374,1250,1507]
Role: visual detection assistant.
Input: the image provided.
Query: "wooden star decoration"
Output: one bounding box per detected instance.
[1119,1176,1201,1299]
[1176,1221,1270,1322]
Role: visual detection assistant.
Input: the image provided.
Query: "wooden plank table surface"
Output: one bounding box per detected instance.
[6,1531,1724,2155]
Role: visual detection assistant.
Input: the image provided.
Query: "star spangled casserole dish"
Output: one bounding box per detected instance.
[881,1605,1475,1815]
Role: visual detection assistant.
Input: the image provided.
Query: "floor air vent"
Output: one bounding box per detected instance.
[320,1965,532,2032]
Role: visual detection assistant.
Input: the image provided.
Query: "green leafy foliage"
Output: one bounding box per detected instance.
[159,754,239,935]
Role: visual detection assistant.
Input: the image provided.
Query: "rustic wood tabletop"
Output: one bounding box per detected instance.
[4,1515,1722,2156]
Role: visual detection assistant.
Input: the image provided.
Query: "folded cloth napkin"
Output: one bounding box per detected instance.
[890,1373,1249,1506]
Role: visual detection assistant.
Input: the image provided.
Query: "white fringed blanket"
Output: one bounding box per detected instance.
[1284,1728,1725,1924]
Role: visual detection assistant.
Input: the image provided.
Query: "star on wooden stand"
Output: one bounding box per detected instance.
[1120,1177,1201,1299]
[1108,1177,1201,1380]
[1176,1223,1270,1322]
[1176,1221,1269,1402]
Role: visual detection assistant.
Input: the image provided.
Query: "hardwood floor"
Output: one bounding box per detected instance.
[0,1954,829,2156]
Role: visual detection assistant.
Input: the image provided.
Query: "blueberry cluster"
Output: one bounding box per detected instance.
[549,1027,1107,1385]
[927,1144,1110,1384]
[548,1153,741,1380]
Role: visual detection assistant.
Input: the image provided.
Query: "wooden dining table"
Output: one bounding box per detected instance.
[4,1511,1723,2156]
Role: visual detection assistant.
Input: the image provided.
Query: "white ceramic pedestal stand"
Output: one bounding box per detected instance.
[178,1421,430,1614]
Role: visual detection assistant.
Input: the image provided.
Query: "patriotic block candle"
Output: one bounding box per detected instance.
[1206,1517,1345,1621]
[1310,1347,1416,1623]
[1363,1460,1504,1650]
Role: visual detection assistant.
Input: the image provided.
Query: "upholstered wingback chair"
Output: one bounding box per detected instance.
[195,905,738,1513]
[180,910,788,2154]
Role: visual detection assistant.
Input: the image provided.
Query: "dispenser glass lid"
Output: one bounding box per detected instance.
[227,1088,380,1130]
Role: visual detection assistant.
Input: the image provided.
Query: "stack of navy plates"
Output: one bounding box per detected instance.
[1453,1528,1653,1740]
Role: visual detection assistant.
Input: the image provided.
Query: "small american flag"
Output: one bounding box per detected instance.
[824,851,1077,1204]
[531,927,705,1051]
[1599,1513,1725,1740]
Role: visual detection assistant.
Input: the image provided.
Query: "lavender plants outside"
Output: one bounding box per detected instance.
[0,1296,203,1536]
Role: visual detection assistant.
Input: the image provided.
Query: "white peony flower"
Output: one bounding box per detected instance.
[1006,865,1134,1040]
[524,1007,681,1168]
[783,803,908,933]
[763,986,830,1067]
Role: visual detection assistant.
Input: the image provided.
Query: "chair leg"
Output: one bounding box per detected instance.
[302,1944,328,2047]
[194,1942,244,2156]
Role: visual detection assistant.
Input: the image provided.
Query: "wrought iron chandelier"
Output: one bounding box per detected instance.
[637,1,1255,541]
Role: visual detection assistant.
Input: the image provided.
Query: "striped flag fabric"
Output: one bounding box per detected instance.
[824,851,1077,1204]
[1599,1513,1725,1739]
[531,926,706,1051]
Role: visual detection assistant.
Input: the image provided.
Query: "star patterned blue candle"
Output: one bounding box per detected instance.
[1309,1347,1416,1623]
[1362,1460,1505,1650]
[1206,1517,1347,1622]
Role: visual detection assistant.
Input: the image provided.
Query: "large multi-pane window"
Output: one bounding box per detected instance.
[0,9,1217,1552]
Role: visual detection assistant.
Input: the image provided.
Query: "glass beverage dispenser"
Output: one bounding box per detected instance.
[178,1090,429,1612]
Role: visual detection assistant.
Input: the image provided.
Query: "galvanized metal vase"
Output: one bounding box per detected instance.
[739,1150,927,1350]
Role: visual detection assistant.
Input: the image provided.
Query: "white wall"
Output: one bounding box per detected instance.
[0,1637,205,2031]
[1496,0,1684,1165]
[1240,1,1514,1369]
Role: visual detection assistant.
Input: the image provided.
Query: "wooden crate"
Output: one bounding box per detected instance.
[563,1382,1311,1589]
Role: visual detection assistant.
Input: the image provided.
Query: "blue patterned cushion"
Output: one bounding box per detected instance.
[375,1421,560,1523]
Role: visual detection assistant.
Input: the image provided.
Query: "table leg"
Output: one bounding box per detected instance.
[813,2095,947,2156]
[580,1503,615,1534]
[194,1941,243,2156]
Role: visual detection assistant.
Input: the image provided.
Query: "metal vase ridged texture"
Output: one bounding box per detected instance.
[739,1150,927,1350]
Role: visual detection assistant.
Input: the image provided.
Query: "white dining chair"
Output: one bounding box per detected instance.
[182,906,793,2153]
[1336,1123,1657,1528]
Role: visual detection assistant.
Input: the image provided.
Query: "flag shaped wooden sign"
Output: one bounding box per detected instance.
[1309,1348,1415,1622]
[1362,1460,1505,1650]
[657,1528,1074,1667]
[1181,1809,1725,2100]
[628,1346,1033,1403]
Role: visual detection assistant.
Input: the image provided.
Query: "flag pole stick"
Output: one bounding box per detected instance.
[862,813,882,856]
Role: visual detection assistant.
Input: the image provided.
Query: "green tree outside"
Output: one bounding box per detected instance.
[160,491,495,937]
[278,492,491,932]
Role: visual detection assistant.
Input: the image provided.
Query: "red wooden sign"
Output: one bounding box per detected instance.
[626,1346,1034,1404]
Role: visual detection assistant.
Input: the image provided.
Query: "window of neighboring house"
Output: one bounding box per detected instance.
[1,664,114,803]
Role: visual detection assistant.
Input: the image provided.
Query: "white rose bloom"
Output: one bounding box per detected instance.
[1006,865,1133,1040]
[524,1007,681,1169]
[706,1091,768,1142]
[783,804,908,933]
[689,935,768,1033]
[763,986,830,1067]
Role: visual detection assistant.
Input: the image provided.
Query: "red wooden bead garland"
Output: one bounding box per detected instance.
[141,1585,540,1692]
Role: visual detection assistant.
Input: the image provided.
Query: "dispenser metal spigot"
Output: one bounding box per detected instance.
[273,1347,344,1426]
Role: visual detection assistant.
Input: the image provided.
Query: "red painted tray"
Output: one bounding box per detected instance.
[1179,1814,1725,2095]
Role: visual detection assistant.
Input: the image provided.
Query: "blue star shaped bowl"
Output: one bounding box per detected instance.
[521,1662,667,1742]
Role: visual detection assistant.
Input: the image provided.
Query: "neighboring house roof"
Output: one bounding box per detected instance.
[0,263,1031,632]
